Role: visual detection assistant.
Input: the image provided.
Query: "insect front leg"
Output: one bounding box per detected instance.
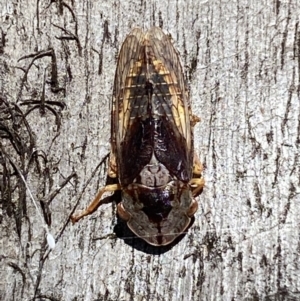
[70,183,121,223]
[189,153,205,197]
[107,150,118,178]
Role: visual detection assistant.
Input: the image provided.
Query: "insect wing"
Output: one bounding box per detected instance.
[146,27,193,182]
[112,27,193,185]
[112,28,151,185]
[147,27,192,149]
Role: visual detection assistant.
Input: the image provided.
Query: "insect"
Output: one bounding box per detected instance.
[71,27,204,246]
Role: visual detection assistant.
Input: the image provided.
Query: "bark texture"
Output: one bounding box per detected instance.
[1,1,300,300]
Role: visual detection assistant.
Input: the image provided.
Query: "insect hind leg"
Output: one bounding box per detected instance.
[190,153,205,197]
[70,183,121,223]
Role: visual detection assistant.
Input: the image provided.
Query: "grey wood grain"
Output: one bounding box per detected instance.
[1,1,300,300]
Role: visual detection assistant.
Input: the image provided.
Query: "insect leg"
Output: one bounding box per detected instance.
[190,153,205,197]
[187,199,199,217]
[190,177,205,197]
[192,152,203,176]
[70,183,121,223]
[191,114,201,127]
[107,151,118,178]
[117,203,131,221]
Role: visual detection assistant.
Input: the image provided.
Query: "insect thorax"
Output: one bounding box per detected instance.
[122,153,192,224]
[137,153,171,187]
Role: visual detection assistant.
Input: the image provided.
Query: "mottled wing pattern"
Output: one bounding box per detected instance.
[112,27,193,185]
[147,27,192,150]
[146,27,193,182]
[112,28,152,185]
[111,28,145,157]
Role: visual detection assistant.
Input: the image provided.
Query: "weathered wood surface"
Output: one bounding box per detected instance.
[1,1,300,300]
